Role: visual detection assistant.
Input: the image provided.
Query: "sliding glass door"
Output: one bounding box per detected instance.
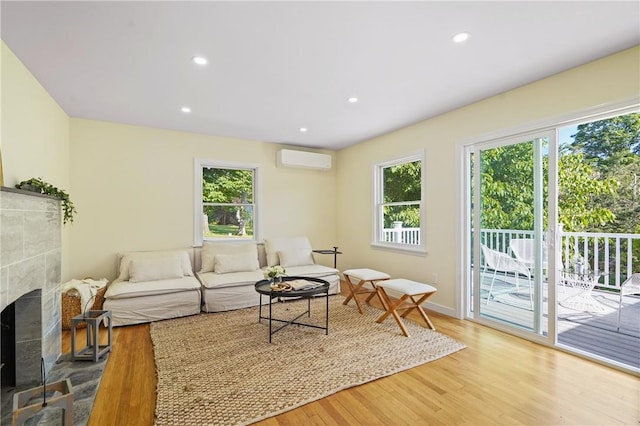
[466,131,557,337]
[463,107,640,372]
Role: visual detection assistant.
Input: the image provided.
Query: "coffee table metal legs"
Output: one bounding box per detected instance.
[257,291,329,343]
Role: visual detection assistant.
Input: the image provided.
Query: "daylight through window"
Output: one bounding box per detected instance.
[196,162,260,243]
[373,153,424,251]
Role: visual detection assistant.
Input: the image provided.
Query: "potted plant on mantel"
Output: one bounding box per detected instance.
[15,177,77,225]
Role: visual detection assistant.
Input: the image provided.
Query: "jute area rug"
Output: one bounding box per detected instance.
[150,295,465,426]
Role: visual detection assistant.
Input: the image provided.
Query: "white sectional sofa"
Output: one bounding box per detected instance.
[103,237,340,325]
[103,249,202,326]
[196,236,341,312]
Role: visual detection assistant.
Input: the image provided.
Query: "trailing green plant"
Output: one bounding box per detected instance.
[16,177,77,224]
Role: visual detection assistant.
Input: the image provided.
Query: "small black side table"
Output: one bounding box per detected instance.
[312,246,342,268]
[255,276,329,343]
[71,310,112,362]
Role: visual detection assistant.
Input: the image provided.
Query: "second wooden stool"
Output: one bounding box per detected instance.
[376,278,437,337]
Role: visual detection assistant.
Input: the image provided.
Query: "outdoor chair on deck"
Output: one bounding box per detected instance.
[617,273,640,331]
[509,238,564,295]
[481,244,533,308]
[508,238,548,276]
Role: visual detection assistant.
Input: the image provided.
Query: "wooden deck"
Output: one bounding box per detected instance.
[477,275,640,370]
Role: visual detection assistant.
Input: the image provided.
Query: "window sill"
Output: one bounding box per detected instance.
[202,237,259,242]
[370,242,428,256]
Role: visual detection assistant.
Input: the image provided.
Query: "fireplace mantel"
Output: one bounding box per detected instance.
[1,185,60,200]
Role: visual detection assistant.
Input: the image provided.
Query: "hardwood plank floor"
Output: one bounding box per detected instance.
[63,289,640,425]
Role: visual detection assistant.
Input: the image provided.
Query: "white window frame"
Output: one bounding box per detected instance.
[194,158,262,246]
[371,150,427,255]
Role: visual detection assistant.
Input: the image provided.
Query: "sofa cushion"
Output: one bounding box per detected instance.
[200,242,257,273]
[285,264,339,279]
[118,250,193,281]
[105,276,201,299]
[278,249,314,267]
[214,252,260,274]
[197,270,265,289]
[129,257,184,283]
[264,236,312,267]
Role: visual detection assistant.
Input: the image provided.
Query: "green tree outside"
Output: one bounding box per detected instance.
[478,142,617,232]
[202,168,254,238]
[382,161,421,228]
[568,113,640,234]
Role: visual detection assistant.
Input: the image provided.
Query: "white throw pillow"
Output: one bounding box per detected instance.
[118,250,193,281]
[278,249,315,267]
[200,242,257,273]
[264,237,312,266]
[200,252,216,274]
[129,257,184,283]
[214,252,260,274]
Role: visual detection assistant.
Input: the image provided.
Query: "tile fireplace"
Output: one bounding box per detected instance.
[0,187,62,418]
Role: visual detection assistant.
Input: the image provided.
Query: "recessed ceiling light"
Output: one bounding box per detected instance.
[348,97,359,103]
[299,127,308,133]
[452,32,470,43]
[181,106,191,113]
[192,56,208,65]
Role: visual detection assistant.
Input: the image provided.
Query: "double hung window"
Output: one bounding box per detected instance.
[373,152,425,253]
[194,159,261,244]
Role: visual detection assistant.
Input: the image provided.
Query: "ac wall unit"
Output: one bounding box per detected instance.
[277,149,332,171]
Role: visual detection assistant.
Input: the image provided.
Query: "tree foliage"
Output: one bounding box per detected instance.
[479,143,539,230]
[557,153,617,231]
[568,113,640,234]
[478,141,618,233]
[202,168,253,236]
[202,168,253,203]
[383,161,421,202]
[570,114,640,168]
[383,161,421,227]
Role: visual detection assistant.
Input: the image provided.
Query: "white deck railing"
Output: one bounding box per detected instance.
[480,229,640,290]
[480,229,536,254]
[382,227,420,245]
[560,232,639,289]
[383,227,639,290]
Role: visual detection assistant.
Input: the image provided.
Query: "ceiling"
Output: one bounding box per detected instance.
[2,1,639,150]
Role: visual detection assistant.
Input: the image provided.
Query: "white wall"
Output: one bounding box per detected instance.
[336,46,640,314]
[1,40,72,280]
[69,119,337,280]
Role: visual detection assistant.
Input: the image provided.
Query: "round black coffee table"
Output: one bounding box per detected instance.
[255,276,330,343]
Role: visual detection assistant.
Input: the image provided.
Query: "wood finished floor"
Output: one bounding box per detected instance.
[62,289,640,426]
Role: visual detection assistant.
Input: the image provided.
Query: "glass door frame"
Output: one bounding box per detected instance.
[463,129,559,344]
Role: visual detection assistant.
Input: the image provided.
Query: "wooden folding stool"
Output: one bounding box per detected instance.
[342,268,390,314]
[375,278,437,337]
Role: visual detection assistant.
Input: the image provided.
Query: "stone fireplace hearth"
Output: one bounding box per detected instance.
[0,187,62,419]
